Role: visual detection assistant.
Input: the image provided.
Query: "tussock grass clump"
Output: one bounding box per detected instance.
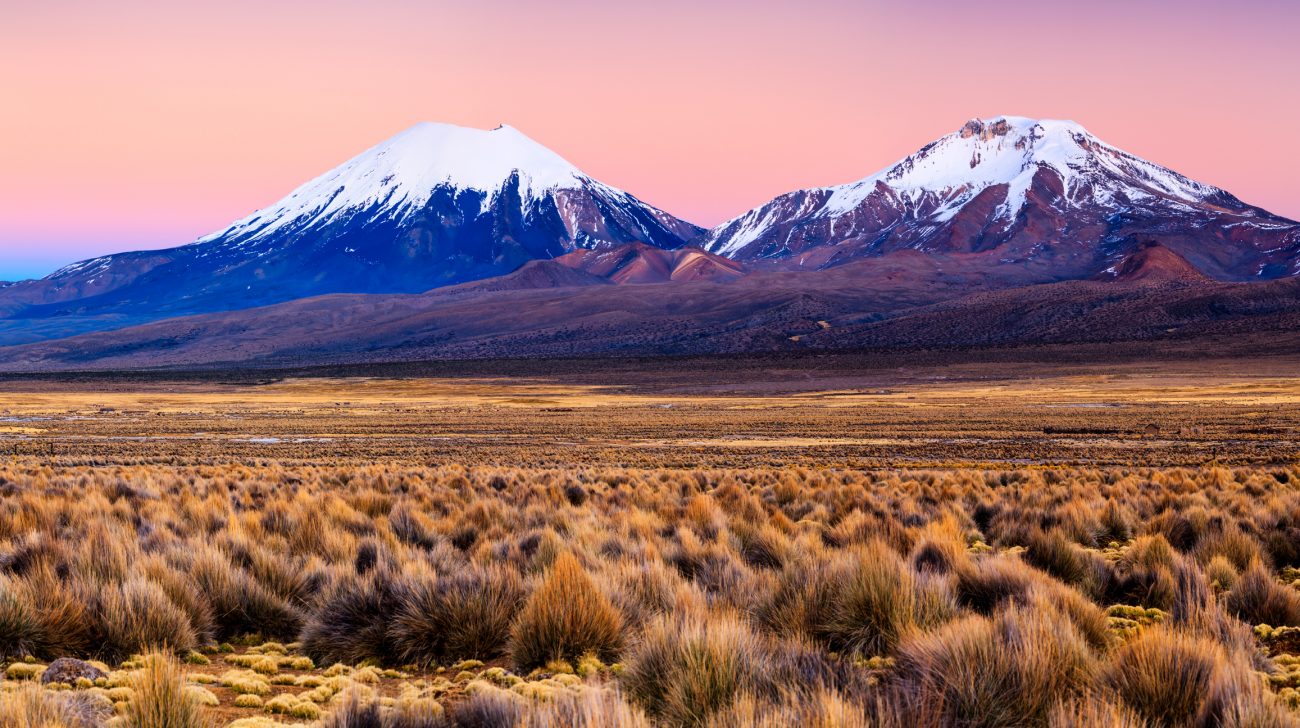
[1046,694,1148,728]
[389,505,439,550]
[392,563,525,666]
[1024,529,1110,599]
[910,523,967,575]
[707,688,874,728]
[1194,525,1265,573]
[887,606,1098,728]
[301,567,402,666]
[515,688,650,728]
[443,687,524,728]
[510,552,623,671]
[758,555,839,644]
[0,575,47,659]
[97,577,198,659]
[954,554,1037,614]
[1226,560,1300,627]
[320,689,447,728]
[0,683,110,728]
[1100,628,1270,728]
[1197,662,1298,728]
[0,569,91,659]
[1205,555,1240,593]
[140,557,216,645]
[126,653,211,728]
[825,541,921,656]
[761,541,952,657]
[188,547,303,639]
[623,614,775,726]
[609,558,701,629]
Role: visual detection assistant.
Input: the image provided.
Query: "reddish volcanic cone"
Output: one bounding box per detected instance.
[1100,242,1211,283]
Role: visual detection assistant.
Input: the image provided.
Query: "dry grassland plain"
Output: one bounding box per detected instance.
[0,356,1298,727]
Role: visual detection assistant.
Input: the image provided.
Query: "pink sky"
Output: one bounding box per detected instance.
[2,0,1298,279]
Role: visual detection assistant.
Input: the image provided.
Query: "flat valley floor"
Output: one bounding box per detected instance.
[1,355,1299,726]
[3,355,1300,467]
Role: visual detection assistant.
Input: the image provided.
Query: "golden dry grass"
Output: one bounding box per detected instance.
[0,364,1297,725]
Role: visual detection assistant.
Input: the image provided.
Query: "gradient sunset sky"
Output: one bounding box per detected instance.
[2,0,1297,280]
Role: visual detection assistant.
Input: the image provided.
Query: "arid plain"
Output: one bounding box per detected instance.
[1,356,1299,726]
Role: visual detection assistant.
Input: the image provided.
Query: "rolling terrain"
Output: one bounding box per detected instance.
[2,250,1299,370]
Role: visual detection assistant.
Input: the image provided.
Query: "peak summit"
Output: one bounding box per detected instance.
[813,114,1223,222]
[371,121,583,192]
[958,116,1089,140]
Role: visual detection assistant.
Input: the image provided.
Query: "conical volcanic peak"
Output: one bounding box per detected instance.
[0,122,701,345]
[705,116,1299,282]
[198,123,591,246]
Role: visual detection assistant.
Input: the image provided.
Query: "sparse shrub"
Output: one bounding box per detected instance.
[510,552,623,671]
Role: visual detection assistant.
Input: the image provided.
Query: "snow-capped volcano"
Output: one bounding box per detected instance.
[199,123,633,248]
[0,122,702,342]
[193,120,700,260]
[706,116,1300,280]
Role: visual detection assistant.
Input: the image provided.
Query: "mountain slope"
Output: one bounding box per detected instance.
[705,117,1300,281]
[0,123,702,345]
